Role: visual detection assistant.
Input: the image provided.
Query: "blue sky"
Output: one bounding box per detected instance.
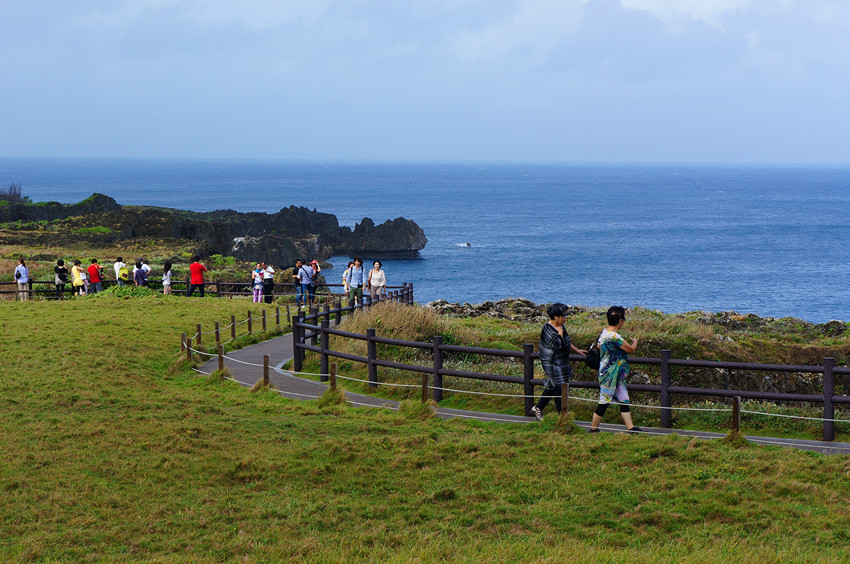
[2,0,849,163]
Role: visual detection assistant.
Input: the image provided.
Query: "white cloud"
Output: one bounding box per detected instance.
[449,0,589,63]
[620,0,754,26]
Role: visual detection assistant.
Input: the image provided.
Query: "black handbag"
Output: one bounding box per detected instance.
[584,340,600,369]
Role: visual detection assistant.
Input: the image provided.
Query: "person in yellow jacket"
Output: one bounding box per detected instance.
[71,260,86,296]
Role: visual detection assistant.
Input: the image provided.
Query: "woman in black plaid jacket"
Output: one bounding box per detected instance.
[531,303,586,420]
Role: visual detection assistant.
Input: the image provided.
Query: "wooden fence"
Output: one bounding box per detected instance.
[0,279,413,303]
[293,306,850,442]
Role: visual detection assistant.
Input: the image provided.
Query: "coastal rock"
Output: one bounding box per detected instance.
[338,217,428,257]
[0,192,121,223]
[424,298,584,322]
[0,195,427,266]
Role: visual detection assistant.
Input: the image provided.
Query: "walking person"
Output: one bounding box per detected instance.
[251,263,263,303]
[162,261,173,295]
[342,261,354,295]
[14,258,29,302]
[187,256,206,297]
[344,256,367,305]
[261,262,275,304]
[54,259,68,300]
[71,260,86,296]
[588,306,641,433]
[368,260,386,302]
[531,303,586,420]
[87,259,103,294]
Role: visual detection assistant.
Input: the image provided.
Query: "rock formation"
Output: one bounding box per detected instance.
[0,193,427,266]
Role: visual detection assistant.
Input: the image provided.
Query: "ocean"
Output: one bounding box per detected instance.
[2,157,849,323]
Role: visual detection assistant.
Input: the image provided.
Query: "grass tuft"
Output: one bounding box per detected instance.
[722,429,751,448]
[555,410,581,434]
[398,399,438,420]
[315,386,346,409]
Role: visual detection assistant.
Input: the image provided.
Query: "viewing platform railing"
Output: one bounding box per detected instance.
[292,302,850,442]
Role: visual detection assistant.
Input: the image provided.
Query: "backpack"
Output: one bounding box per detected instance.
[584,340,601,370]
[118,266,129,281]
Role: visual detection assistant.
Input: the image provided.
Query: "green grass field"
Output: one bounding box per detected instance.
[2,297,850,562]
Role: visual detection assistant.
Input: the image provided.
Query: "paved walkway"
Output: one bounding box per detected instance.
[198,333,850,455]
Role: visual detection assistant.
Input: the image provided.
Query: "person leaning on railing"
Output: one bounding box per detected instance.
[54,259,68,300]
[14,258,29,302]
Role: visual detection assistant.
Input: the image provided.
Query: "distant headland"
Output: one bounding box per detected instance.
[0,193,427,265]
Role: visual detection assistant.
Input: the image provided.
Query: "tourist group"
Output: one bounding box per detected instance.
[10,255,389,306]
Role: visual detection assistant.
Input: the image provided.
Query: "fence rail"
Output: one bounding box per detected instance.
[292,304,850,442]
[0,279,413,303]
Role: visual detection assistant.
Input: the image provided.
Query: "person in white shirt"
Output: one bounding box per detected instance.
[261,262,275,304]
[114,257,127,286]
[14,258,29,301]
[368,260,386,301]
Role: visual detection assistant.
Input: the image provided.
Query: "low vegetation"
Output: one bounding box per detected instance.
[1,235,849,560]
[1,296,849,560]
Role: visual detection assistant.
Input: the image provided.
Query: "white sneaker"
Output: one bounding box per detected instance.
[531,406,543,421]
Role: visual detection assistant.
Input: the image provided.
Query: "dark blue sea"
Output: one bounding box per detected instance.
[2,157,849,323]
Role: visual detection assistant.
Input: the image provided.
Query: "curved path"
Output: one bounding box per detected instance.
[198,333,850,455]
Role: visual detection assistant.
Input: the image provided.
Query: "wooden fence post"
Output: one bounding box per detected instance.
[823,357,836,441]
[561,383,569,413]
[330,363,337,391]
[263,354,270,387]
[217,344,224,372]
[181,332,187,352]
[275,306,280,327]
[293,312,304,373]
[310,307,318,347]
[367,328,378,389]
[421,373,429,404]
[215,279,221,298]
[523,344,534,417]
[432,335,444,402]
[660,349,672,428]
[408,282,414,305]
[247,311,253,335]
[320,317,329,382]
[186,336,193,361]
[286,305,291,324]
[196,324,202,347]
[215,321,221,345]
[230,315,236,340]
[335,300,342,326]
[732,396,741,432]
[262,309,267,332]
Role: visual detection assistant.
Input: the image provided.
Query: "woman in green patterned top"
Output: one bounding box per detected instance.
[588,306,641,433]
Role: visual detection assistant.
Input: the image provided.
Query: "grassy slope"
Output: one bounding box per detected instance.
[1,298,850,561]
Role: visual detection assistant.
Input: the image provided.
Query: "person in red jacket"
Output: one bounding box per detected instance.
[87,259,104,294]
[188,255,207,297]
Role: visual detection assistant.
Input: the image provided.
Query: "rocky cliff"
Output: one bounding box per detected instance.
[0,194,427,265]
